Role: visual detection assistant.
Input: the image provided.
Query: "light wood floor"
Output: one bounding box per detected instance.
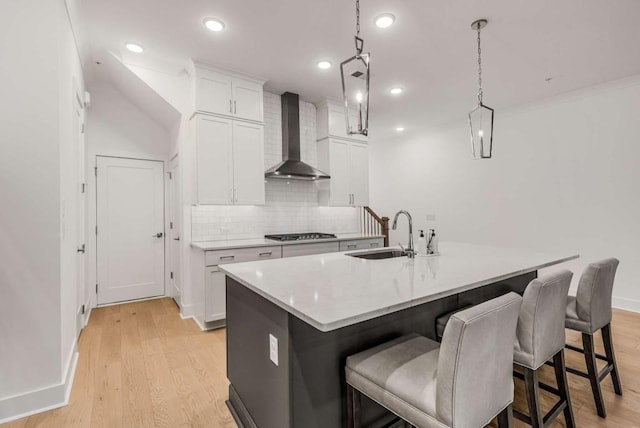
[4,298,639,427]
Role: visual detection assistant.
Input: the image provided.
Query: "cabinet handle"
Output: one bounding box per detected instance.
[219,255,235,261]
[259,252,272,257]
[229,100,233,113]
[234,100,237,114]
[230,188,234,202]
[370,242,379,247]
[234,188,238,202]
[347,244,357,249]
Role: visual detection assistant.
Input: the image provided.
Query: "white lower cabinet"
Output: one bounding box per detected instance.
[339,238,384,252]
[205,266,226,322]
[193,237,383,329]
[281,242,340,258]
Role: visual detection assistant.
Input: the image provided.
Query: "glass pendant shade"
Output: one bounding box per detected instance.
[340,42,370,136]
[468,102,494,159]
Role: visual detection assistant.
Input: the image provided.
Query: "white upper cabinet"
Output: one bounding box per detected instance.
[317,138,370,207]
[316,99,367,142]
[231,78,264,122]
[232,121,265,205]
[194,115,265,205]
[195,115,234,205]
[192,63,265,123]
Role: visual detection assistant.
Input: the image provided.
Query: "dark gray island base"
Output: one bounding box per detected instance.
[225,272,536,428]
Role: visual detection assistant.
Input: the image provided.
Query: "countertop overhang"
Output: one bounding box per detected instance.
[219,242,579,332]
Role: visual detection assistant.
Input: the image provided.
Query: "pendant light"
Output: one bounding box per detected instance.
[468,19,494,159]
[340,0,370,136]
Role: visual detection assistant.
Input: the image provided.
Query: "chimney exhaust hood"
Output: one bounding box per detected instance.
[265,92,330,181]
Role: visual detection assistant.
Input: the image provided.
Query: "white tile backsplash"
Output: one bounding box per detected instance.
[192,92,360,242]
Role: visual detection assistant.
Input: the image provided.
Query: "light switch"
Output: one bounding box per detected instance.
[269,334,278,366]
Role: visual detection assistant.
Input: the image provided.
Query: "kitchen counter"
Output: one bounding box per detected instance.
[223,242,579,427]
[190,232,384,251]
[220,241,578,332]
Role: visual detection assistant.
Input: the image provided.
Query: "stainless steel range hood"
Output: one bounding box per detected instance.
[265,92,330,181]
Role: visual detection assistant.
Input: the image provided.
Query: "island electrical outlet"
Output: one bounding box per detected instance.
[269,334,278,366]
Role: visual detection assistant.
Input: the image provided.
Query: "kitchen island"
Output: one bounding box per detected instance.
[220,242,578,428]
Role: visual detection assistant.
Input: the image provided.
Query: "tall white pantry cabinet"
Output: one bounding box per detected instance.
[190,63,266,205]
[316,99,370,207]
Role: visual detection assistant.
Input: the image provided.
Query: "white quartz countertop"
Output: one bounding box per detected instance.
[219,242,579,332]
[190,233,384,251]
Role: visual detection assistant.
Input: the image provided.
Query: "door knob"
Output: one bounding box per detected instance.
[173,237,180,241]
[153,232,164,238]
[77,244,85,253]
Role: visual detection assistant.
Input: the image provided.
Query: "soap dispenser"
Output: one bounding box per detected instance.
[427,229,439,255]
[417,230,427,256]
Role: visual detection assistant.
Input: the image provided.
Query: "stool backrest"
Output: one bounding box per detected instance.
[516,270,573,369]
[576,258,620,332]
[436,292,522,428]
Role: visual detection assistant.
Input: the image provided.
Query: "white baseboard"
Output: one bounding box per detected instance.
[0,346,78,424]
[180,302,196,319]
[613,296,640,313]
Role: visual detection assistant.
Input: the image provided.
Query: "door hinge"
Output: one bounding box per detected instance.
[95,283,98,294]
[81,123,85,134]
[81,183,86,193]
[81,304,86,314]
[168,172,172,180]
[170,221,173,229]
[170,272,174,279]
[94,166,97,176]
[95,225,98,235]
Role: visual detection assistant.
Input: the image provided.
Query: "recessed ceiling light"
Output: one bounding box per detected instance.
[390,87,404,95]
[317,60,332,69]
[375,13,395,29]
[396,127,405,132]
[125,43,144,53]
[204,17,225,32]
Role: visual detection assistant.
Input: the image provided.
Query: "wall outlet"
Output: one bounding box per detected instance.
[426,214,437,222]
[269,334,279,366]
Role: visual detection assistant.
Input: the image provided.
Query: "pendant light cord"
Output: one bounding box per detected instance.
[356,0,360,38]
[477,24,483,104]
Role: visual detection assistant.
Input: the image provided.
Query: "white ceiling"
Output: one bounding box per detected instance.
[78,0,640,141]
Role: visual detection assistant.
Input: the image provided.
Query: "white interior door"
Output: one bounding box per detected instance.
[74,89,86,333]
[96,156,165,305]
[168,156,180,302]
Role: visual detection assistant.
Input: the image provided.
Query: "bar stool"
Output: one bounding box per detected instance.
[345,293,522,428]
[564,258,622,418]
[512,270,575,428]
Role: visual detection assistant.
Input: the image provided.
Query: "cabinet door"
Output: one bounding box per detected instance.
[205,267,226,322]
[233,121,265,205]
[196,71,233,116]
[196,116,234,204]
[327,103,367,142]
[349,142,369,206]
[282,242,340,258]
[232,79,264,122]
[327,139,351,206]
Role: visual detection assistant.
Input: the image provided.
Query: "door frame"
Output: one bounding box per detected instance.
[94,154,167,306]
[167,154,180,302]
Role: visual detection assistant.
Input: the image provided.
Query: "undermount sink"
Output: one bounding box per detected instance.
[347,249,407,260]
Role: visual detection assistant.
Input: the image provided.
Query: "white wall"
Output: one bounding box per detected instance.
[370,74,640,311]
[0,0,84,421]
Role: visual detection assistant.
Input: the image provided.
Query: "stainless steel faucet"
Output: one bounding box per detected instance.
[392,210,415,258]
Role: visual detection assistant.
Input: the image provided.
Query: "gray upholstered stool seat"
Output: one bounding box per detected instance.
[563,258,622,418]
[511,270,575,428]
[345,293,523,428]
[346,334,442,427]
